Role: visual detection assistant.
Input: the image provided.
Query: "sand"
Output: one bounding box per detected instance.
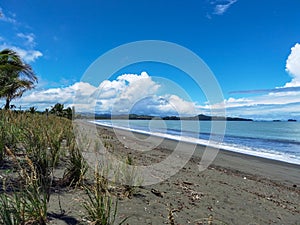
[47,121,300,224]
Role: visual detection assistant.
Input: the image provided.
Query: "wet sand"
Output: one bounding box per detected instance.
[48,121,300,224]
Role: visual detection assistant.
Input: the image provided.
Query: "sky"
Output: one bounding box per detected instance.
[0,0,300,120]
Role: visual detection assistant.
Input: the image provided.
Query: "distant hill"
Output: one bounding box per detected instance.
[89,113,253,121]
[174,114,253,121]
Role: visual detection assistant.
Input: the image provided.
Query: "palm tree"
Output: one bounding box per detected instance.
[0,49,37,110]
[28,106,37,114]
[63,106,73,120]
[50,103,64,117]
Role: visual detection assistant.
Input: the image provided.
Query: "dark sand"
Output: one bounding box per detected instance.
[47,121,300,225]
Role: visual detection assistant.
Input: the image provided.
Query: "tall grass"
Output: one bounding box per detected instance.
[82,166,128,225]
[1,148,48,224]
[62,141,88,187]
[2,111,74,196]
[118,155,143,198]
[0,110,79,224]
[0,110,131,224]
[0,192,23,225]
[0,111,23,162]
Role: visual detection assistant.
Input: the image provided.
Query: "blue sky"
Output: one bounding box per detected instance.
[1,0,300,120]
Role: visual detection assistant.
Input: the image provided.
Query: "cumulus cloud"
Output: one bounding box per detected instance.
[93,72,197,116]
[10,65,300,120]
[285,43,300,87]
[12,72,200,116]
[13,82,97,110]
[91,72,159,112]
[156,95,197,115]
[222,43,300,120]
[6,69,300,120]
[230,43,300,95]
[0,44,42,63]
[213,0,237,15]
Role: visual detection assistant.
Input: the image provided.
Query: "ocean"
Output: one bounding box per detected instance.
[92,120,300,165]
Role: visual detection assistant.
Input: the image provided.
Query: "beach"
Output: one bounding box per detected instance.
[47,121,300,225]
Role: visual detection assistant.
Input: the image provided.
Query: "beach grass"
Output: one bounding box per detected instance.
[82,166,128,225]
[0,111,74,224]
[0,111,133,224]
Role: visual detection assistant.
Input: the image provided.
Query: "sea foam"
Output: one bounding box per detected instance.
[90,120,300,165]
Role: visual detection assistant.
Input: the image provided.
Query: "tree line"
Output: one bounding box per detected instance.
[0,48,73,119]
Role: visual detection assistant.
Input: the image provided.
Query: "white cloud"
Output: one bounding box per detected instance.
[156,95,197,115]
[0,8,42,63]
[94,72,159,103]
[218,43,300,120]
[17,33,36,47]
[207,89,300,110]
[204,87,300,120]
[285,43,300,87]
[7,66,300,120]
[0,44,42,63]
[13,82,97,110]
[94,71,199,115]
[214,0,237,15]
[224,103,300,121]
[0,7,17,24]
[95,72,165,114]
[11,72,199,116]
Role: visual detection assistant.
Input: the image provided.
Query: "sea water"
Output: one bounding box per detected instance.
[92,120,300,165]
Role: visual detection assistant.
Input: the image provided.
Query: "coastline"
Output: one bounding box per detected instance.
[76,120,300,224]
[91,120,300,166]
[91,121,300,186]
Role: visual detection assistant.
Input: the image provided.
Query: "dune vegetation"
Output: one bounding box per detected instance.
[0,110,133,224]
[0,49,132,224]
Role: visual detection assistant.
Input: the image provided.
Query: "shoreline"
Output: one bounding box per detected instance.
[89,121,300,224]
[91,120,300,166]
[90,121,300,186]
